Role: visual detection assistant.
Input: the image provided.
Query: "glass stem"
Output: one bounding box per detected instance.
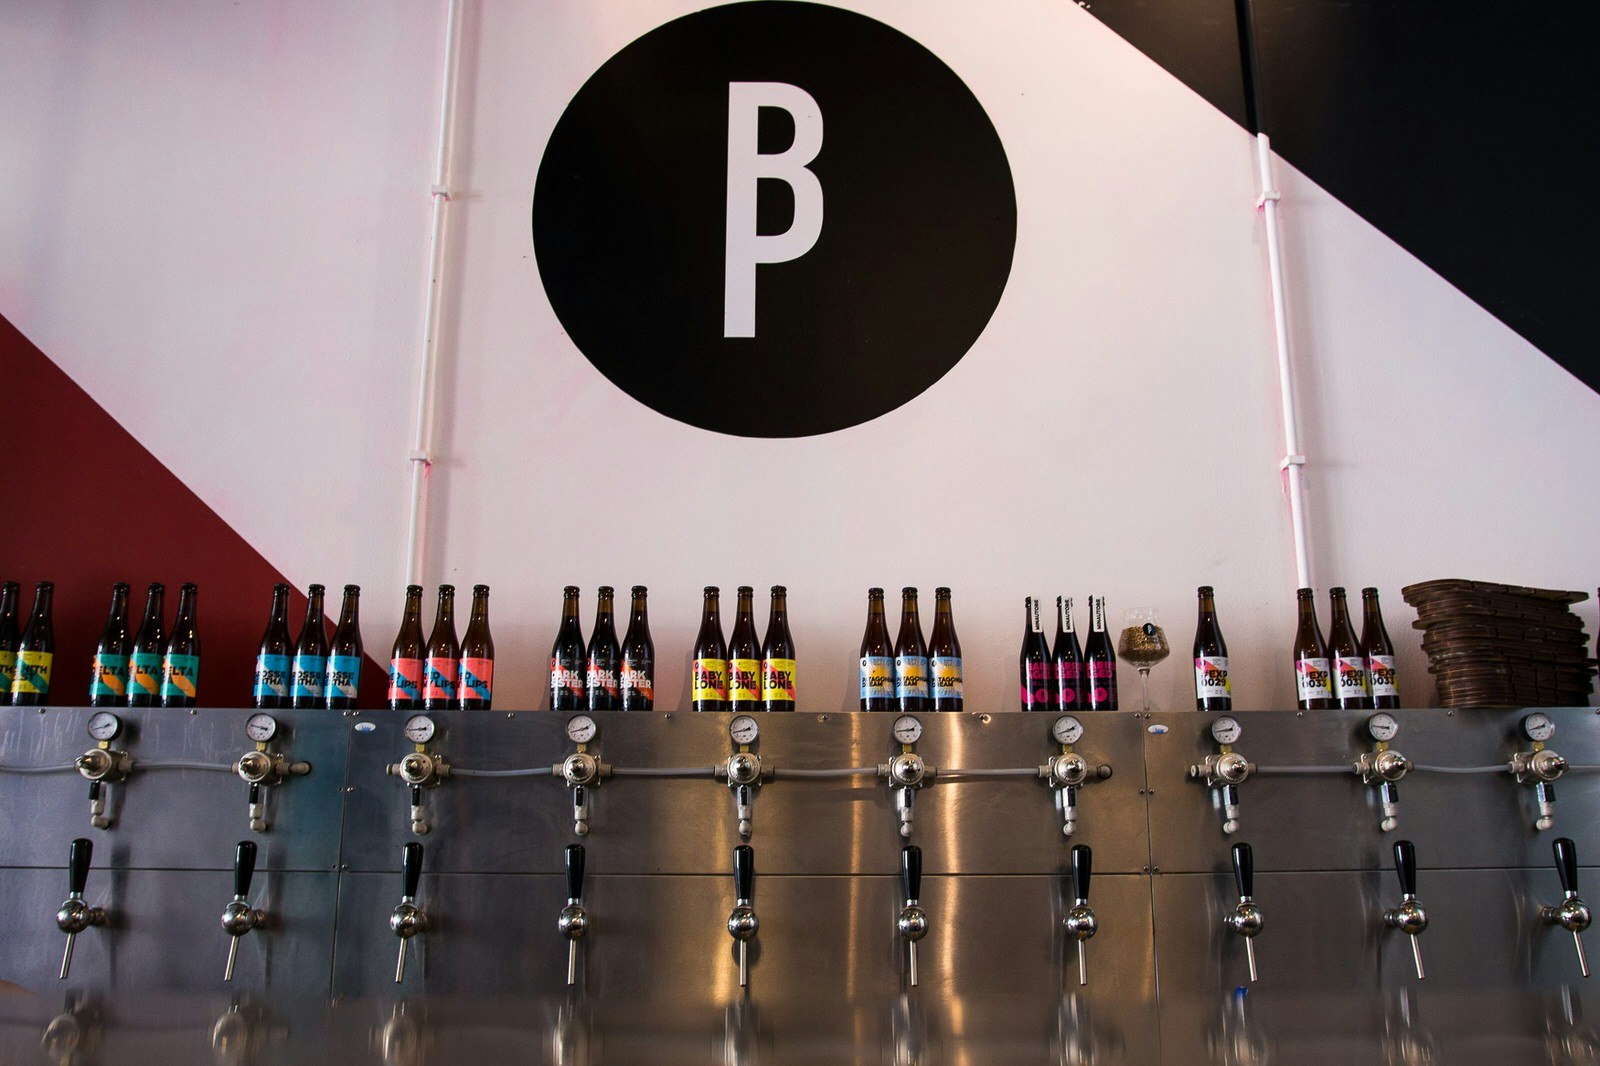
[1139,667,1152,713]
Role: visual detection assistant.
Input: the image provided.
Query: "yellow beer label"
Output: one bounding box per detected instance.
[13,650,53,695]
[0,649,15,694]
[761,657,796,703]
[692,657,728,702]
[729,657,761,702]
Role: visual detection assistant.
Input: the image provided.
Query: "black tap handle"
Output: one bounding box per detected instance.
[1071,844,1093,901]
[1232,842,1254,899]
[734,844,755,902]
[1555,837,1579,894]
[233,841,258,898]
[1393,839,1417,896]
[68,838,92,895]
[566,844,586,901]
[401,842,423,899]
[902,844,922,902]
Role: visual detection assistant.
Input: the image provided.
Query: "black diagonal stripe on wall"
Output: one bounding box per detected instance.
[1085,0,1600,396]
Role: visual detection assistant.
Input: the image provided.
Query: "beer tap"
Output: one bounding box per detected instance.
[717,716,771,839]
[727,844,759,988]
[77,712,132,830]
[56,838,106,980]
[1541,837,1591,978]
[1512,713,1567,832]
[1188,716,1253,835]
[234,714,310,833]
[221,841,265,981]
[385,715,450,836]
[1382,840,1428,980]
[882,716,934,839]
[1040,716,1112,838]
[1222,842,1263,982]
[558,844,589,987]
[897,844,929,988]
[390,842,427,983]
[556,715,609,837]
[1354,713,1410,833]
[1063,844,1097,987]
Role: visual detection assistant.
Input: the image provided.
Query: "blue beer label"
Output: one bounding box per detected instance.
[326,655,361,701]
[253,654,291,701]
[931,656,963,699]
[90,654,129,700]
[860,656,894,700]
[292,653,327,701]
[895,655,930,699]
[161,653,200,701]
[128,651,163,698]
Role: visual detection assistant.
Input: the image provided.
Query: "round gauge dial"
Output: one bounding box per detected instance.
[86,712,122,742]
[1523,712,1556,743]
[729,715,760,745]
[1053,715,1084,746]
[1366,713,1400,743]
[403,715,436,744]
[245,713,279,743]
[565,714,598,744]
[1210,716,1243,745]
[892,715,923,745]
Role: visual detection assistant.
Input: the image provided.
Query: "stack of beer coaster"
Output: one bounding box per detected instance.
[1401,579,1596,708]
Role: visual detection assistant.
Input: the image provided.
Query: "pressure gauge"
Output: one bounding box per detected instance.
[892,715,923,745]
[1210,716,1242,746]
[1366,713,1400,743]
[245,713,279,743]
[1522,712,1556,743]
[403,715,436,744]
[729,715,760,745]
[1053,715,1084,746]
[565,714,598,744]
[86,712,122,742]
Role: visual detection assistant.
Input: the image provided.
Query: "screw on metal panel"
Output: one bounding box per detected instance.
[340,863,349,870]
[1296,712,1304,718]
[1138,788,1147,795]
[664,713,674,720]
[1142,866,1150,873]
[1148,789,1156,796]
[190,709,198,716]
[1152,867,1160,874]
[344,787,356,793]
[37,708,46,715]
[506,713,514,719]
[1447,710,1455,716]
[818,714,829,722]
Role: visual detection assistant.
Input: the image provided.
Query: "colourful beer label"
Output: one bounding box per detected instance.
[161,653,199,701]
[459,657,493,702]
[129,651,162,698]
[729,658,761,703]
[1295,657,1333,701]
[1055,659,1080,706]
[254,654,291,701]
[0,649,15,694]
[292,653,327,701]
[931,656,963,700]
[762,657,797,703]
[550,658,585,699]
[586,658,620,699]
[326,654,362,701]
[1087,659,1116,705]
[1334,654,1369,700]
[424,656,458,702]
[1021,661,1052,709]
[91,653,129,699]
[1368,654,1399,698]
[389,657,423,703]
[620,661,652,701]
[1194,655,1231,699]
[860,656,894,701]
[692,658,729,702]
[13,650,53,695]
[894,655,929,699]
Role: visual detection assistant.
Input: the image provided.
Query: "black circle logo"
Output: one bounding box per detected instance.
[533,1,1016,438]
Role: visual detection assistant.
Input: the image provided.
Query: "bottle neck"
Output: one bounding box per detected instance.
[31,586,53,617]
[270,589,289,624]
[403,592,421,621]
[1089,598,1105,633]
[470,593,489,621]
[1058,598,1074,632]
[1027,599,1041,632]
[144,590,164,623]
[338,595,360,627]
[107,588,129,622]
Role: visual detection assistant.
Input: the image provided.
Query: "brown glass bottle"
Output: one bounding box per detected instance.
[1292,588,1334,710]
[12,581,56,706]
[549,586,586,711]
[1052,597,1083,711]
[0,581,21,707]
[127,583,166,707]
[1360,587,1400,709]
[928,587,964,712]
[1019,597,1051,711]
[1192,586,1232,712]
[692,587,728,711]
[459,584,494,710]
[858,588,894,711]
[161,583,200,708]
[292,584,328,710]
[586,586,621,711]
[252,584,293,710]
[424,585,459,712]
[894,588,929,713]
[728,586,761,712]
[620,586,654,711]
[760,586,796,712]
[1327,587,1371,710]
[326,584,363,711]
[90,583,132,708]
[389,585,425,710]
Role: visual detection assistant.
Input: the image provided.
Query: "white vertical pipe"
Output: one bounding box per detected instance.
[1254,132,1312,589]
[404,0,465,588]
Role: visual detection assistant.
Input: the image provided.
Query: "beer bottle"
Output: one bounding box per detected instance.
[549,586,586,711]
[858,587,895,711]
[760,585,796,712]
[326,584,363,711]
[252,584,293,709]
[90,583,132,708]
[893,588,929,713]
[1083,595,1118,711]
[586,587,621,711]
[127,583,166,707]
[1052,596,1083,711]
[161,582,200,708]
[1361,587,1400,710]
[1292,588,1334,710]
[1327,587,1371,710]
[458,584,494,710]
[691,586,729,711]
[619,586,654,711]
[0,581,20,707]
[1192,586,1232,712]
[928,587,964,712]
[424,585,459,712]
[1019,597,1051,711]
[728,586,761,713]
[12,581,56,705]
[389,585,426,710]
[291,584,329,710]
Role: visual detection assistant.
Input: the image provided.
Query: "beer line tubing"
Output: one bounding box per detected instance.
[611,767,718,778]
[939,768,1040,778]
[133,761,235,772]
[451,767,554,778]
[0,764,79,774]
[773,767,877,779]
